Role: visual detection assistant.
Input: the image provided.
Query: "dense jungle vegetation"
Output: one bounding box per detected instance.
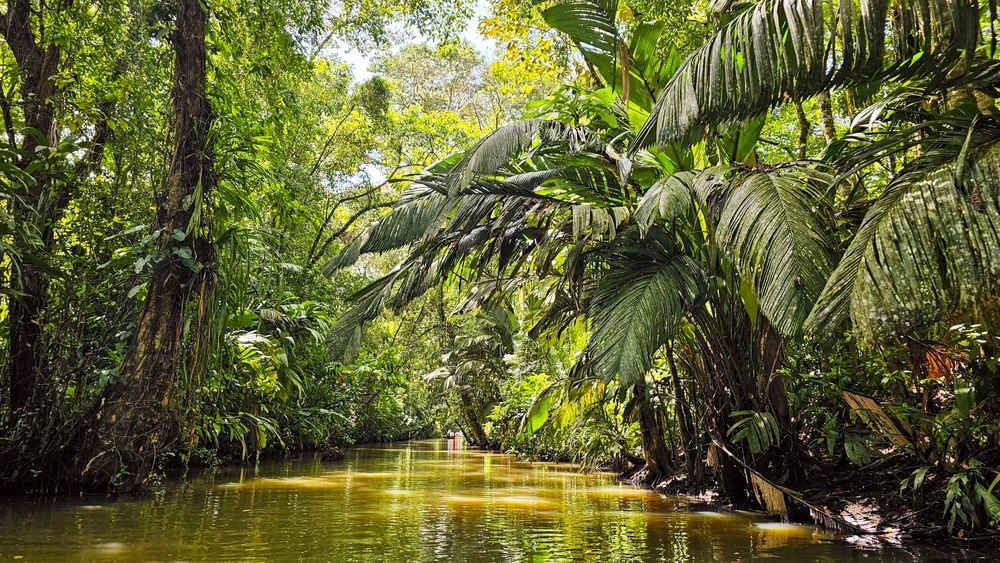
[2,0,1000,540]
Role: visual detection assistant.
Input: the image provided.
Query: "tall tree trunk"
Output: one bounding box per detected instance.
[75,0,214,492]
[459,391,489,446]
[794,101,810,159]
[761,320,794,486]
[1,0,61,424]
[635,379,673,484]
[817,92,837,144]
[759,320,790,435]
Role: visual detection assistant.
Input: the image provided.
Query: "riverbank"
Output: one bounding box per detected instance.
[641,451,1000,546]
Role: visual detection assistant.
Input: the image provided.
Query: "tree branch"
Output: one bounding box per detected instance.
[306,200,392,270]
[308,105,355,177]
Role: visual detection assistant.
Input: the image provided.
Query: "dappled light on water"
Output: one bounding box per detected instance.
[0,441,929,562]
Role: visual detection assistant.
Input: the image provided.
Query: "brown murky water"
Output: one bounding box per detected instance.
[0,440,972,562]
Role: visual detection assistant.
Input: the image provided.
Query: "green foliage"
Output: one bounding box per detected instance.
[637,0,981,146]
[808,132,1000,341]
[0,0,501,486]
[586,231,707,389]
[727,410,780,455]
[943,460,1000,534]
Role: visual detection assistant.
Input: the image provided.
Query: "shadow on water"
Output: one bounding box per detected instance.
[0,439,991,562]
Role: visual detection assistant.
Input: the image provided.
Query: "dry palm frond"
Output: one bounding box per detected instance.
[842,390,913,448]
[711,437,874,533]
[706,442,720,471]
[750,472,787,518]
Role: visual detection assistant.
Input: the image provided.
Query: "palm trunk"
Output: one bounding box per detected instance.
[666,345,697,478]
[794,101,810,159]
[759,319,790,433]
[76,0,214,492]
[459,390,488,446]
[636,380,672,484]
[817,92,837,144]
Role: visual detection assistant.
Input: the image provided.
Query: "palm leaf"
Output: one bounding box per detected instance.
[541,0,660,110]
[713,167,836,336]
[806,136,1000,340]
[541,0,619,77]
[326,183,579,357]
[323,184,450,275]
[586,228,708,388]
[326,271,399,358]
[634,0,981,148]
[446,119,594,196]
[634,170,696,235]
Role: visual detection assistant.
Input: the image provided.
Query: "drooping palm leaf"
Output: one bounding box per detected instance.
[326,176,593,358]
[806,133,1000,340]
[445,119,598,196]
[325,270,400,358]
[323,161,591,277]
[585,227,708,388]
[713,167,837,336]
[323,184,450,275]
[634,170,696,235]
[634,0,981,148]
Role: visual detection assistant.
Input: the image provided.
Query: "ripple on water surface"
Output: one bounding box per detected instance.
[0,440,969,562]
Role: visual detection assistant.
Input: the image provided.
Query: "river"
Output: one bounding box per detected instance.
[0,440,974,562]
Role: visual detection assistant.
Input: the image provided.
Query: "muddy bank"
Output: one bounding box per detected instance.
[621,452,1000,550]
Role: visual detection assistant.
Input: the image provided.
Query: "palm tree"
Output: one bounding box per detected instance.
[323,0,840,496]
[326,0,1000,518]
[633,0,1000,342]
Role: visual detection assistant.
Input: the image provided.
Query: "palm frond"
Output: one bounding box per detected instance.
[446,119,595,196]
[541,0,661,111]
[806,135,1000,340]
[586,228,708,388]
[634,170,696,235]
[635,0,981,148]
[571,204,629,240]
[326,271,399,357]
[326,187,574,357]
[541,0,619,76]
[538,163,629,207]
[715,167,837,336]
[323,184,449,275]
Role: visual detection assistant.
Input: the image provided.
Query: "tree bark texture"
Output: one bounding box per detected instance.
[636,380,673,484]
[1,0,61,423]
[817,92,837,144]
[459,391,489,446]
[794,101,810,159]
[666,345,697,478]
[75,0,215,492]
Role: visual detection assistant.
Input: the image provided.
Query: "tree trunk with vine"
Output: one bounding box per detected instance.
[75,0,215,492]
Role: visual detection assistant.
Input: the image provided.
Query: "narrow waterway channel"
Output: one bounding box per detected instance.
[0,440,977,562]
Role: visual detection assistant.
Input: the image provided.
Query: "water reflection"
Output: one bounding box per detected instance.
[0,440,947,562]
